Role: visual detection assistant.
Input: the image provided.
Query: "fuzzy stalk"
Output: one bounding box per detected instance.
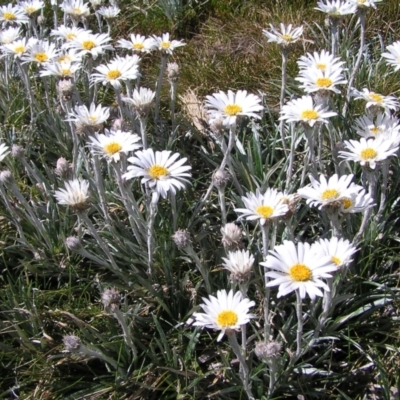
[295,289,303,358]
[147,191,159,276]
[279,48,289,157]
[261,223,271,342]
[92,155,111,224]
[217,186,227,225]
[139,117,148,150]
[285,123,296,189]
[329,17,339,56]
[376,159,389,220]
[154,54,167,121]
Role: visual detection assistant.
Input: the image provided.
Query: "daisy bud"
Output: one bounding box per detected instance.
[0,170,13,185]
[221,223,242,251]
[11,144,25,160]
[55,157,73,179]
[209,118,226,137]
[37,15,46,26]
[63,335,82,352]
[255,341,282,361]
[172,229,191,250]
[101,288,122,309]
[57,79,75,100]
[167,62,180,82]
[111,118,128,131]
[65,236,82,251]
[213,169,230,189]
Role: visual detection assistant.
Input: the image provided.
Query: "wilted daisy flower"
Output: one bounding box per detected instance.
[382,41,400,72]
[18,0,44,16]
[221,223,242,250]
[337,188,374,214]
[123,148,192,198]
[205,90,263,127]
[347,0,382,9]
[262,23,303,46]
[97,5,120,19]
[61,0,90,18]
[234,188,289,226]
[296,67,347,94]
[354,113,400,140]
[88,129,141,162]
[280,95,337,127]
[117,34,156,53]
[67,32,113,59]
[0,27,20,44]
[192,289,255,341]
[39,61,81,78]
[339,137,398,169]
[352,89,399,114]
[297,174,360,209]
[51,25,91,45]
[313,237,357,269]
[22,41,58,64]
[315,0,357,16]
[54,179,90,210]
[2,37,35,58]
[297,50,345,73]
[91,56,140,89]
[153,32,185,54]
[0,142,10,162]
[66,102,110,128]
[222,250,254,281]
[122,87,155,118]
[0,4,29,26]
[261,241,337,299]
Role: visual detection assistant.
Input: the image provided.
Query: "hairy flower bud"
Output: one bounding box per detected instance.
[221,223,242,251]
[57,79,75,101]
[11,144,25,160]
[63,335,82,352]
[255,341,282,361]
[0,170,13,185]
[172,229,191,250]
[101,288,122,309]
[213,169,230,189]
[167,62,180,82]
[55,157,73,179]
[66,236,82,251]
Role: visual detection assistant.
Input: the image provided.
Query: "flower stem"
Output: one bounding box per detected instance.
[154,55,167,122]
[261,223,271,342]
[279,48,289,157]
[147,191,159,277]
[113,308,138,358]
[295,289,303,358]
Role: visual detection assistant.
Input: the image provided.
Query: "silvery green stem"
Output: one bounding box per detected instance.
[86,55,94,103]
[239,284,249,354]
[261,223,271,342]
[268,358,277,397]
[17,61,35,124]
[139,117,148,150]
[92,155,111,224]
[286,123,296,189]
[95,11,102,31]
[147,191,159,276]
[376,159,389,220]
[279,48,289,157]
[304,125,318,179]
[74,246,111,267]
[154,54,167,121]
[79,344,122,373]
[64,101,79,176]
[4,57,9,100]
[113,164,145,245]
[314,277,334,340]
[106,19,111,35]
[170,192,178,232]
[343,9,366,117]
[284,217,295,241]
[317,125,323,172]
[329,211,341,238]
[328,124,339,175]
[115,87,125,119]
[53,6,58,28]
[113,308,138,358]
[78,211,125,279]
[330,17,339,56]
[295,289,303,358]
[227,331,254,400]
[220,125,236,170]
[170,80,178,134]
[217,186,227,225]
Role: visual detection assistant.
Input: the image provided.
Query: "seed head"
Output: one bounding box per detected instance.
[63,335,82,352]
[172,229,191,250]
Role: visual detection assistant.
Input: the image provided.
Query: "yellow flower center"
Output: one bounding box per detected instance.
[256,205,274,218]
[301,109,319,120]
[289,263,312,282]
[62,69,71,76]
[341,197,352,210]
[368,92,383,103]
[82,40,96,50]
[224,104,243,116]
[331,256,341,266]
[66,32,77,40]
[360,148,377,160]
[282,34,293,42]
[3,12,16,20]
[316,62,327,70]
[357,0,366,3]
[316,77,333,88]
[321,188,340,201]
[370,127,380,135]
[35,52,48,63]
[107,70,122,80]
[216,310,238,327]
[74,7,82,14]
[148,165,168,179]
[58,55,72,63]
[89,115,98,122]
[14,45,25,54]
[104,142,122,155]
[26,6,36,14]
[133,43,144,50]
[160,41,171,49]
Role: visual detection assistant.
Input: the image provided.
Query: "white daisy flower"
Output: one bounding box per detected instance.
[91,55,140,89]
[122,87,155,118]
[96,5,120,19]
[205,90,263,127]
[297,173,361,209]
[2,37,36,58]
[88,129,141,162]
[22,40,58,64]
[313,237,357,270]
[0,5,29,26]
[297,50,345,73]
[262,23,303,46]
[54,179,90,210]
[347,0,382,9]
[315,0,357,16]
[382,41,400,72]
[354,113,400,140]
[296,66,347,94]
[234,188,289,226]
[66,102,110,127]
[280,95,337,127]
[352,88,399,114]
[192,289,255,341]
[222,250,255,280]
[152,32,185,54]
[123,148,192,199]
[39,61,81,78]
[0,142,10,162]
[339,137,398,169]
[51,25,91,44]
[261,241,337,300]
[0,27,20,44]
[67,32,113,59]
[117,34,156,53]
[56,48,83,65]
[61,0,90,18]
[337,188,374,214]
[18,0,44,16]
